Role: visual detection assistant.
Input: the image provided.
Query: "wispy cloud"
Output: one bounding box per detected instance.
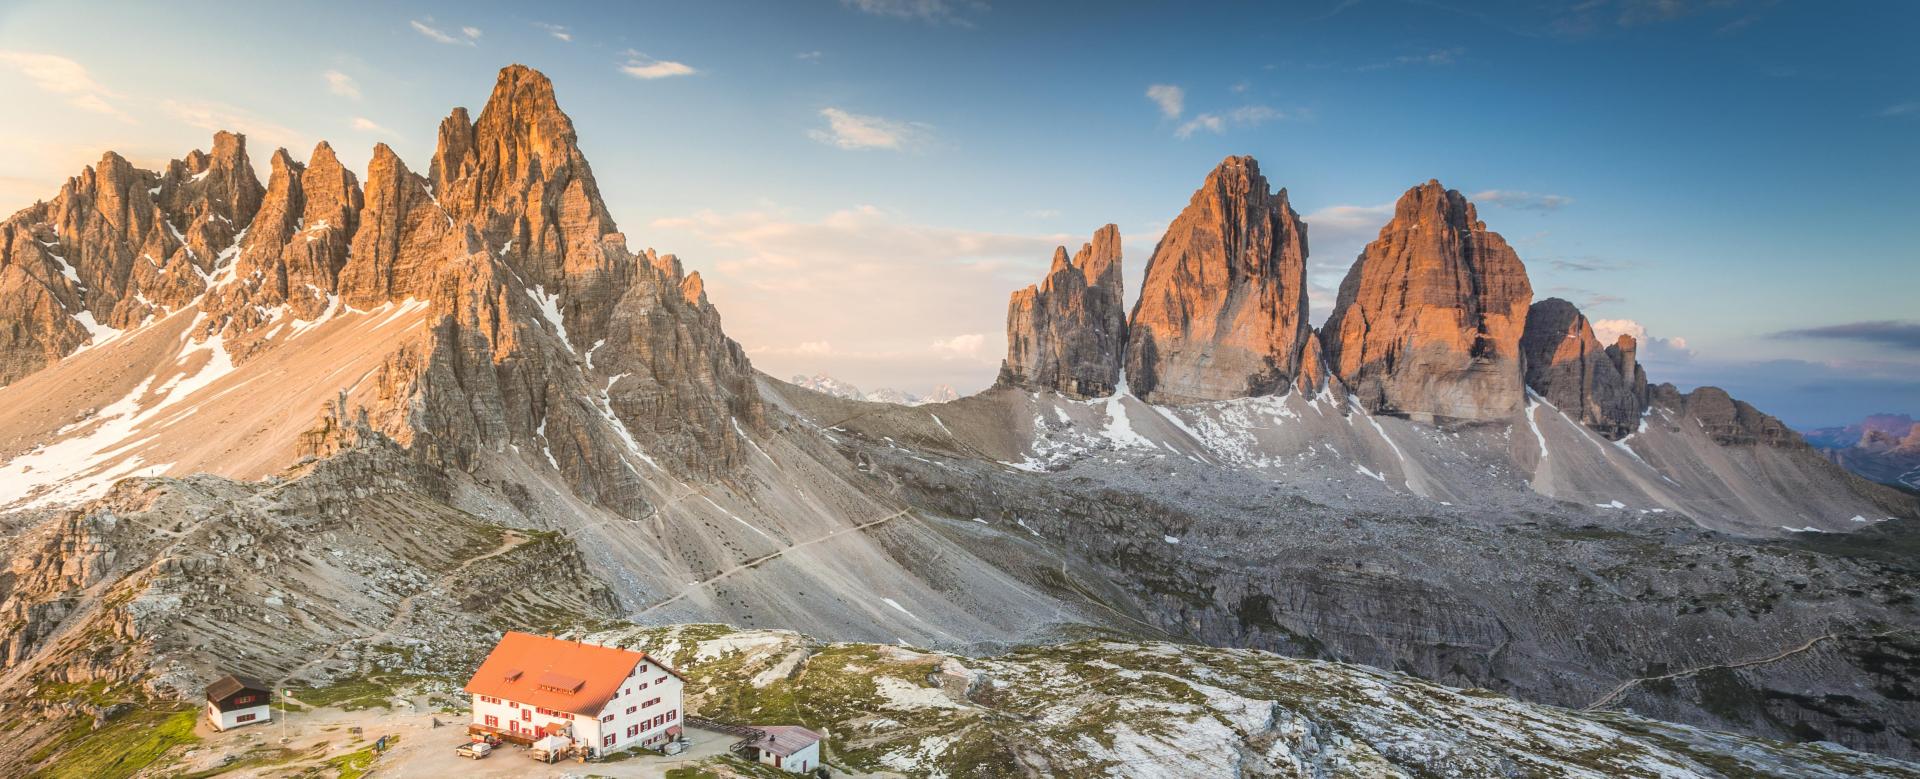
[160,99,307,155]
[1880,102,1919,118]
[808,108,931,151]
[350,116,391,134]
[322,70,360,100]
[620,52,697,80]
[1358,47,1464,71]
[410,19,479,46]
[535,22,572,42]
[929,333,987,357]
[797,50,824,62]
[1146,84,1185,118]
[1773,321,1920,352]
[0,51,132,122]
[1546,256,1637,272]
[1471,189,1573,212]
[1175,105,1287,139]
[842,0,984,27]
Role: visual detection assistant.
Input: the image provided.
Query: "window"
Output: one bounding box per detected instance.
[233,695,257,705]
[656,676,668,685]
[626,724,640,737]
[626,706,637,715]
[667,710,677,722]
[236,713,257,723]
[509,701,519,708]
[638,682,648,691]
[521,709,531,721]
[603,734,615,748]
[485,715,499,727]
[479,695,501,704]
[601,714,614,723]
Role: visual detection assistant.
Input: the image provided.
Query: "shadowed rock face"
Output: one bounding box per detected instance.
[1520,298,1642,439]
[1605,333,1651,411]
[1125,156,1309,404]
[997,224,1126,399]
[1322,180,1532,423]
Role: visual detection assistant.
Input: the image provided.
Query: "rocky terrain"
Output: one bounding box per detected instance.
[1,63,1917,776]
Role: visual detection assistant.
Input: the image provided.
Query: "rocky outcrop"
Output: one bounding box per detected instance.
[1520,298,1641,439]
[1652,384,1803,448]
[1605,334,1651,411]
[997,224,1126,399]
[1293,329,1333,397]
[1322,180,1532,423]
[1125,156,1310,404]
[0,133,268,384]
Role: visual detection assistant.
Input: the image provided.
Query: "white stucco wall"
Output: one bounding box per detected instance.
[469,658,684,756]
[206,701,270,730]
[758,740,822,773]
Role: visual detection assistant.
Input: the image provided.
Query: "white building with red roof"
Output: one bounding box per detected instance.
[464,631,685,757]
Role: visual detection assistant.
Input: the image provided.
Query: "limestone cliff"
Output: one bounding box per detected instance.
[997,224,1126,399]
[1125,156,1309,404]
[1520,297,1641,439]
[1322,180,1532,422]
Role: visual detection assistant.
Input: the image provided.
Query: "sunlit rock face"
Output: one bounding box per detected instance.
[1125,155,1310,404]
[1322,180,1533,423]
[1520,297,1643,439]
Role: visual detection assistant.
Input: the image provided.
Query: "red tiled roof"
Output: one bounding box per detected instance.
[463,632,678,717]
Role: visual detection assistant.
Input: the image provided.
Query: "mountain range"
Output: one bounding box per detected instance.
[1,65,1916,776]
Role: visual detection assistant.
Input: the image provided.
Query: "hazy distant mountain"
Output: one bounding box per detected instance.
[789,372,957,405]
[1806,413,1920,491]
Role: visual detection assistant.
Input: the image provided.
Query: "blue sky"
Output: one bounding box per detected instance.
[1,0,1914,427]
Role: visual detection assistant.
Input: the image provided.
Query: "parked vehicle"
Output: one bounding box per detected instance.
[456,742,493,759]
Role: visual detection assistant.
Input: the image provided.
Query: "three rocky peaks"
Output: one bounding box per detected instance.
[995,157,1673,439]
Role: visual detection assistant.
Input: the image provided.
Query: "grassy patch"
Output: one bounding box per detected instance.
[28,708,198,779]
[323,733,399,779]
[286,673,427,711]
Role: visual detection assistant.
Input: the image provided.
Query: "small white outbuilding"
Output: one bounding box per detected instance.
[740,725,823,774]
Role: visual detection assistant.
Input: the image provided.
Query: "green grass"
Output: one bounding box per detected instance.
[323,733,399,779]
[286,673,427,711]
[28,708,199,779]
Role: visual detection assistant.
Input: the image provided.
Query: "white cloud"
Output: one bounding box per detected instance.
[536,23,573,42]
[1174,105,1285,139]
[929,333,986,357]
[323,70,360,100]
[351,116,391,134]
[842,0,982,26]
[797,50,824,61]
[1146,84,1185,118]
[410,19,477,46]
[620,54,697,80]
[1880,101,1918,118]
[1471,189,1573,212]
[0,51,131,122]
[808,108,930,151]
[1593,318,1690,356]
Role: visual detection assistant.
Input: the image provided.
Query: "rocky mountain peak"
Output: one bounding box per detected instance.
[1520,297,1642,439]
[997,224,1127,399]
[1125,155,1310,404]
[1322,180,1532,422]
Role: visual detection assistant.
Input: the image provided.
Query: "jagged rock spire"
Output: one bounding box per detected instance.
[997,224,1127,399]
[1124,156,1310,404]
[1322,180,1532,423]
[1519,298,1641,439]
